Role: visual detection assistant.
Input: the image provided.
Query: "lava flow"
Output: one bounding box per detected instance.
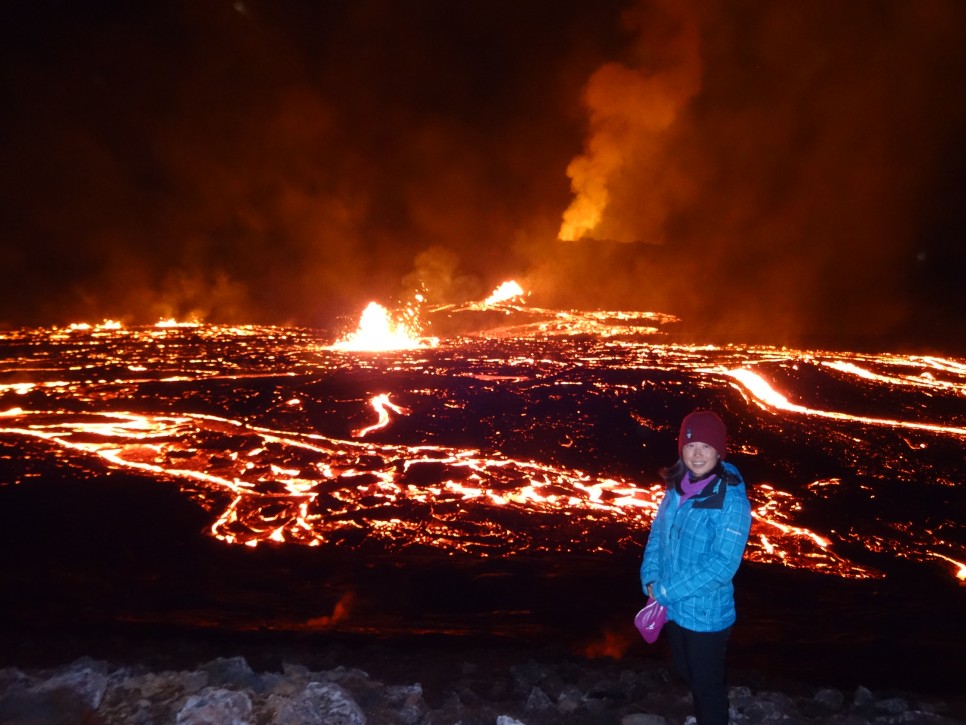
[0,285,963,586]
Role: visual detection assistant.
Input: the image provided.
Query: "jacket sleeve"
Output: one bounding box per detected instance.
[640,492,670,595]
[658,486,752,605]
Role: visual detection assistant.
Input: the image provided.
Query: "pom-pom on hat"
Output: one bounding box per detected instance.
[678,410,727,459]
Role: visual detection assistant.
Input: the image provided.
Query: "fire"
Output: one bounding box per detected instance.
[156,318,200,328]
[331,281,528,352]
[68,319,123,331]
[331,301,434,352]
[484,280,525,306]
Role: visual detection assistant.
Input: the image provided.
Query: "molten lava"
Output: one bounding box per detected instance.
[0,294,963,585]
[484,280,525,306]
[330,301,427,352]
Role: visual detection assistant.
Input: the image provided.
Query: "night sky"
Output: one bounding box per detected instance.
[2,0,964,349]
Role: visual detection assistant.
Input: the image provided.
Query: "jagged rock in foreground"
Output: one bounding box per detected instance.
[0,653,962,725]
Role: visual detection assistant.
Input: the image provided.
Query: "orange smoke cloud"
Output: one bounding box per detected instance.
[545,0,966,349]
[559,1,701,244]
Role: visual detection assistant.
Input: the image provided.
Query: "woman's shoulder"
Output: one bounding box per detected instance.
[720,460,744,486]
[720,463,752,515]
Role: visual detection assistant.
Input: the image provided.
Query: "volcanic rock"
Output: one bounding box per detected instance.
[1,649,963,725]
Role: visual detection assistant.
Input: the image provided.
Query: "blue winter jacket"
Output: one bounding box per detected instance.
[640,461,752,632]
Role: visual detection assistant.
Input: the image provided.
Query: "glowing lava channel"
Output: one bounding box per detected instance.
[724,368,966,437]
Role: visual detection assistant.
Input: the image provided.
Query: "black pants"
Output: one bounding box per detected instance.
[665,620,732,725]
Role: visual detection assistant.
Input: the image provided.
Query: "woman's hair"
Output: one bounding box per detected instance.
[659,459,688,489]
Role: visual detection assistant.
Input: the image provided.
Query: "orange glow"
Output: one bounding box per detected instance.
[931,553,966,582]
[582,626,634,659]
[354,393,410,437]
[156,318,201,328]
[558,5,701,245]
[330,302,434,352]
[558,165,608,241]
[724,368,966,437]
[303,591,355,629]
[483,280,525,306]
[68,319,123,331]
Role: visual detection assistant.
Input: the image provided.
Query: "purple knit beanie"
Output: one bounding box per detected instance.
[678,410,727,459]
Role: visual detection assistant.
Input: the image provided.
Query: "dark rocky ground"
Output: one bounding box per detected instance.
[1,629,965,724]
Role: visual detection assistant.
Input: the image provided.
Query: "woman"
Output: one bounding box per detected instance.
[641,410,752,725]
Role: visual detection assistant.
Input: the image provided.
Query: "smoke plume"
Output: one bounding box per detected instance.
[559,0,702,245]
[548,0,966,347]
[0,0,963,349]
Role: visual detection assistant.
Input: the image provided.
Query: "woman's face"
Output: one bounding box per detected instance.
[682,442,719,478]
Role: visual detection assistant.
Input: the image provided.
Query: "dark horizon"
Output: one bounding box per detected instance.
[2,0,965,351]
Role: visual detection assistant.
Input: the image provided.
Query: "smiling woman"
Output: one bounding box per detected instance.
[641,410,752,725]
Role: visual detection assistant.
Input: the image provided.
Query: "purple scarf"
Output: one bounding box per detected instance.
[679,471,716,506]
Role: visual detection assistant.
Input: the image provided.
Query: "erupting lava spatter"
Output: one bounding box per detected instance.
[1,286,963,585]
[483,280,525,306]
[330,301,430,352]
